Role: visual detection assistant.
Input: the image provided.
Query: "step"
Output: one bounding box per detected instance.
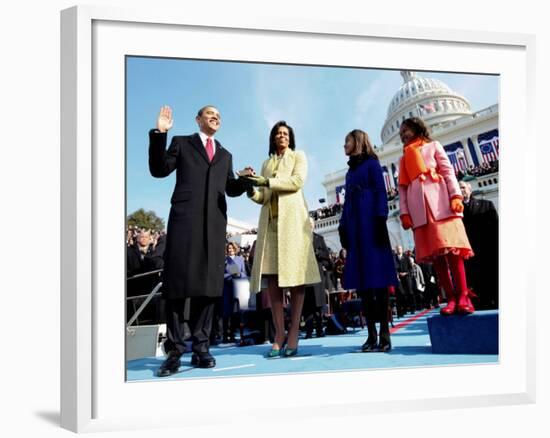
[427,310,498,354]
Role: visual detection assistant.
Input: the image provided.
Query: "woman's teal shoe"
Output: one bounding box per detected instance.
[283,347,298,357]
[266,348,281,358]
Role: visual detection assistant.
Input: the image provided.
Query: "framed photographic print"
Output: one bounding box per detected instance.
[61,4,536,433]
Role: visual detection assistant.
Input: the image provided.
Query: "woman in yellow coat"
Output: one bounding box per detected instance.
[244,121,320,357]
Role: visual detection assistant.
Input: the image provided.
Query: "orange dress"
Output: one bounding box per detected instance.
[413,199,473,263]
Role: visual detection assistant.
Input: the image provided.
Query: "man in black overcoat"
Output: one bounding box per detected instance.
[459,181,499,310]
[149,105,249,375]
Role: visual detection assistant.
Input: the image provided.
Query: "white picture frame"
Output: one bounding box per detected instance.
[60,4,536,433]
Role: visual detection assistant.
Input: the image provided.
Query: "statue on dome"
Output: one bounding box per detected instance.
[400,71,417,83]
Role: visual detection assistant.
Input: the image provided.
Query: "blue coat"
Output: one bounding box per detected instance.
[339,157,398,290]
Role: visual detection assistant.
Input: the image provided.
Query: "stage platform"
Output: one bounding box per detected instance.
[126,308,498,382]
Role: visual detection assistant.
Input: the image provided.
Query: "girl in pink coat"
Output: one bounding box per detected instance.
[397,118,475,315]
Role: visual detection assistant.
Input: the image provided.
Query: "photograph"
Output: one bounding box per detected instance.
[124,57,500,381]
[54,1,541,434]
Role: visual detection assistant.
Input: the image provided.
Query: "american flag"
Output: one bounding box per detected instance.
[446,149,467,173]
[418,102,436,114]
[479,137,499,163]
[335,185,346,204]
[383,170,392,191]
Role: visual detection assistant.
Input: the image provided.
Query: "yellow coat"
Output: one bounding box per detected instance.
[248,149,321,293]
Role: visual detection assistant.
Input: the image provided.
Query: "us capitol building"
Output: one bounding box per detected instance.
[315,70,499,252]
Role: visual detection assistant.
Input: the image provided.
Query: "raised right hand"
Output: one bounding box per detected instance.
[156,105,174,133]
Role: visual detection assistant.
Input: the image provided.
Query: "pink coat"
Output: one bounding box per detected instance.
[398,141,462,229]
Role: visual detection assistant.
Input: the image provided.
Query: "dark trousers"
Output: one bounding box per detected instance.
[303,309,323,335]
[221,279,239,341]
[303,288,323,335]
[255,290,275,344]
[394,282,406,317]
[413,288,424,310]
[398,275,416,313]
[164,297,216,355]
[210,297,223,342]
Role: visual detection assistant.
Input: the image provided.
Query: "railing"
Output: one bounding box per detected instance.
[127,269,163,280]
[432,104,499,134]
[127,269,164,326]
[127,282,163,327]
[314,214,341,231]
[472,104,499,118]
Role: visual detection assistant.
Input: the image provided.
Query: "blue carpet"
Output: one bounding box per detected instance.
[126,309,498,382]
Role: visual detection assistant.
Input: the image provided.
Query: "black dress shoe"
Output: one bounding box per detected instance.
[304,332,313,339]
[378,342,392,352]
[157,351,182,377]
[361,339,378,353]
[191,352,216,368]
[315,330,325,338]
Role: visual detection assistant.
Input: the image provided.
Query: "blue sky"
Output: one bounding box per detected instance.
[126,57,498,227]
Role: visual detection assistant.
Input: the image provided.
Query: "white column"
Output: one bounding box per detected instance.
[461,139,473,167]
[471,136,483,164]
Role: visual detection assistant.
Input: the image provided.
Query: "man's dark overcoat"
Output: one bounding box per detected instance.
[149,131,246,299]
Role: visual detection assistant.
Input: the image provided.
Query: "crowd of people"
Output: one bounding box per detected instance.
[126,226,166,277]
[226,229,258,240]
[386,187,398,200]
[126,227,166,326]
[455,159,498,180]
[309,202,343,221]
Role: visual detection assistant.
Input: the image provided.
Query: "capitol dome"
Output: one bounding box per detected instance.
[381,71,472,144]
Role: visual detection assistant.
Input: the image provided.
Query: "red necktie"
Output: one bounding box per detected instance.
[206,137,214,162]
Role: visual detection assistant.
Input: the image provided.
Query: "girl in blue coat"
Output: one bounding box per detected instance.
[338,129,398,352]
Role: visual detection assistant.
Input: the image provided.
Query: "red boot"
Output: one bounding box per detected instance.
[440,290,457,316]
[457,289,476,314]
